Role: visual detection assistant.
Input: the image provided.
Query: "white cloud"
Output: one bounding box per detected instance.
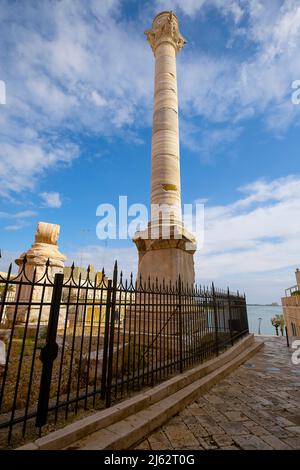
[0,0,152,198]
[180,120,242,158]
[172,0,300,135]
[199,176,300,257]
[0,79,6,105]
[90,91,107,107]
[194,175,300,302]
[1,0,299,199]
[3,221,31,231]
[0,141,79,196]
[40,191,62,209]
[155,0,244,22]
[0,210,37,219]
[0,210,37,231]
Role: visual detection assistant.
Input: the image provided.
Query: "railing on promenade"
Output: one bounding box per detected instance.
[0,258,249,446]
[285,284,300,296]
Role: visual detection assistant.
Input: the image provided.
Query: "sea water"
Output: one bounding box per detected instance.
[246,305,283,336]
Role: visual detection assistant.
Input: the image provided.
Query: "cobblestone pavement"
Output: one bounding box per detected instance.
[135,337,300,450]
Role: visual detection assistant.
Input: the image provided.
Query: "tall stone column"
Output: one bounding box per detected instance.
[134,11,196,286]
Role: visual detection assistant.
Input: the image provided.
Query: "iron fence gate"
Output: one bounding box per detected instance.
[0,259,249,447]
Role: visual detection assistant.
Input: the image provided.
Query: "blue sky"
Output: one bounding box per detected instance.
[0,0,300,303]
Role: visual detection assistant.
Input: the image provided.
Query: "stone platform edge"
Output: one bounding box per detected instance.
[18,334,262,450]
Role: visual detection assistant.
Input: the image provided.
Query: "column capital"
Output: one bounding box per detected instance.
[145,11,187,55]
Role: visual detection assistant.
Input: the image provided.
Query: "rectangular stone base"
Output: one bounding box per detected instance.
[137,246,195,286]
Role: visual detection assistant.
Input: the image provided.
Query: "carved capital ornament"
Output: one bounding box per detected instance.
[145,11,187,54]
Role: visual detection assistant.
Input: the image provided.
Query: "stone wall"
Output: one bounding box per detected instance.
[282,294,300,336]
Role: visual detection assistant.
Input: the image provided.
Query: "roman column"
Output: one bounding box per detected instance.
[134,11,196,286]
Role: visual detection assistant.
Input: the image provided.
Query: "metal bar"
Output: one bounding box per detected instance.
[114,279,122,400]
[155,282,159,384]
[126,279,133,392]
[147,286,150,385]
[159,284,162,380]
[100,279,112,400]
[120,280,128,397]
[93,275,105,405]
[137,278,142,389]
[178,275,183,373]
[74,278,89,414]
[163,287,166,379]
[105,261,118,408]
[9,269,37,441]
[285,326,290,347]
[55,279,72,422]
[0,272,24,413]
[166,284,170,376]
[151,283,154,386]
[227,288,234,346]
[36,272,64,428]
[22,279,46,436]
[143,284,147,385]
[243,294,249,334]
[212,283,219,356]
[131,279,137,392]
[85,275,97,409]
[65,274,81,419]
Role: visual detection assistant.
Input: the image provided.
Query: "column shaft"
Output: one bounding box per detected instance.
[151,42,182,224]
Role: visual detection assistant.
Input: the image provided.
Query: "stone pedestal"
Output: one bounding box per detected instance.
[134,222,196,286]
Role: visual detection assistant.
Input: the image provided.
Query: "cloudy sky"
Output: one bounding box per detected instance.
[0,0,300,303]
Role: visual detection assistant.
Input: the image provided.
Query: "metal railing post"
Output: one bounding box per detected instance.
[227,288,234,346]
[178,275,183,373]
[105,261,118,408]
[243,293,249,334]
[285,326,290,347]
[36,272,63,428]
[212,283,219,356]
[100,279,112,400]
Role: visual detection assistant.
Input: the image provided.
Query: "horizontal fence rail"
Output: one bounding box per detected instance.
[0,258,249,447]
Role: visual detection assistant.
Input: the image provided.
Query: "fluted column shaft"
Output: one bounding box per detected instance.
[145,11,186,226]
[151,41,181,224]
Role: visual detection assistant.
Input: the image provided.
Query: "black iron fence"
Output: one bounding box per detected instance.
[0,258,249,446]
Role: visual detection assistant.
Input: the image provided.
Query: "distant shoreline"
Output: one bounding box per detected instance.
[247,304,280,307]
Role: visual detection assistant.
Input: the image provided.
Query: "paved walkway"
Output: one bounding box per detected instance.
[135,337,300,450]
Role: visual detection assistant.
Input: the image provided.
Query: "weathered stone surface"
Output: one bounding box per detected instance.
[184,419,209,438]
[135,337,300,450]
[261,435,291,450]
[5,222,66,326]
[162,423,199,448]
[212,434,234,448]
[135,439,151,450]
[282,437,300,449]
[147,430,173,450]
[223,411,248,422]
[233,435,273,450]
[196,415,225,435]
[286,426,300,435]
[219,422,250,436]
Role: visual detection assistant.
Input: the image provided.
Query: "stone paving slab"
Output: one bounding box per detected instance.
[134,337,300,450]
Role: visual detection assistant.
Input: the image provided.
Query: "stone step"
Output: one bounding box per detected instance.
[18,334,261,450]
[67,339,262,450]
